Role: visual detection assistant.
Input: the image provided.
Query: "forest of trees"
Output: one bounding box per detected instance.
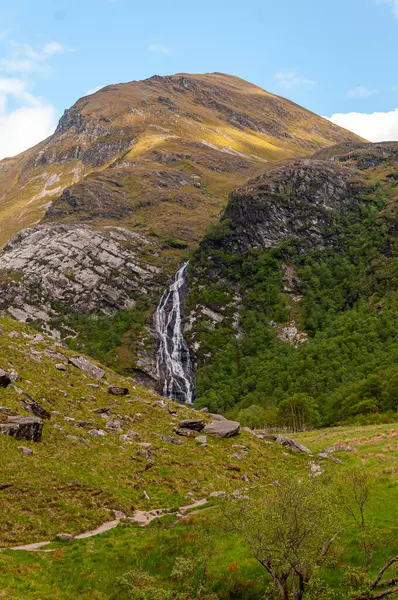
[188,181,398,429]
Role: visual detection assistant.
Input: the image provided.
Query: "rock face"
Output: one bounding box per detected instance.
[224,160,365,253]
[0,224,164,324]
[0,416,43,442]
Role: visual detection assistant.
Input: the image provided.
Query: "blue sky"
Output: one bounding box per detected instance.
[1,0,398,158]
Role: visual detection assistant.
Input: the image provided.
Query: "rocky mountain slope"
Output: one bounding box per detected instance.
[186,141,398,424]
[0,72,363,387]
[0,72,362,250]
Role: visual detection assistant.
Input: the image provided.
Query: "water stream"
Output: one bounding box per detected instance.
[154,262,194,403]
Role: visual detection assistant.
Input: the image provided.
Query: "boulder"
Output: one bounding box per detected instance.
[55,533,75,543]
[178,419,205,432]
[0,369,11,388]
[210,413,227,421]
[256,432,312,455]
[68,356,105,379]
[55,364,67,371]
[8,369,19,382]
[88,429,107,437]
[108,386,129,396]
[174,427,198,438]
[16,391,51,420]
[138,448,151,459]
[275,435,312,455]
[195,435,207,445]
[0,416,43,442]
[203,419,241,438]
[18,446,33,456]
[160,434,184,445]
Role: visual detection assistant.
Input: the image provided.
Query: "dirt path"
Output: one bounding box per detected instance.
[6,499,210,552]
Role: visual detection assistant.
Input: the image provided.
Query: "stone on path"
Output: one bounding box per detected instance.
[55,533,75,542]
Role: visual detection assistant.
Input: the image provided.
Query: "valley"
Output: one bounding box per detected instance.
[1,72,398,599]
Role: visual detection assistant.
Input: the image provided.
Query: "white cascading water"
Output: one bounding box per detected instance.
[154,262,193,403]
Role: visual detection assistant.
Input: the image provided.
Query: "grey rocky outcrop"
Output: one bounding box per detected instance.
[224,160,366,253]
[178,419,205,431]
[255,432,312,455]
[0,224,164,325]
[0,416,43,442]
[69,357,105,380]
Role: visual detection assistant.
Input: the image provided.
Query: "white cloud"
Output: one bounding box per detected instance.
[0,40,67,74]
[327,108,398,142]
[377,0,398,17]
[0,77,57,159]
[273,70,316,91]
[148,43,169,55]
[0,40,68,158]
[347,86,379,99]
[42,41,66,56]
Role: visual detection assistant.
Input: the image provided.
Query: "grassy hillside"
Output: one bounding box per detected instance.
[1,421,397,599]
[0,313,294,548]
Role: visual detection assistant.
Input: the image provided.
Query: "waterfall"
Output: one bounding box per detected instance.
[154,262,194,403]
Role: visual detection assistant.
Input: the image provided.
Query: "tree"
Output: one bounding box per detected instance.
[222,474,341,600]
[341,468,375,571]
[341,469,398,600]
[277,394,320,432]
[352,556,398,599]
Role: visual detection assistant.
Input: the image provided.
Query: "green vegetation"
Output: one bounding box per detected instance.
[0,314,292,547]
[189,181,398,427]
[1,426,398,600]
[52,297,152,374]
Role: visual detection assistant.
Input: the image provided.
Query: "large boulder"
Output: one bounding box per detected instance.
[204,419,241,438]
[0,416,43,442]
[178,419,205,432]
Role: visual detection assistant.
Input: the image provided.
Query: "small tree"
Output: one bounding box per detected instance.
[277,394,320,432]
[340,468,375,571]
[222,474,341,600]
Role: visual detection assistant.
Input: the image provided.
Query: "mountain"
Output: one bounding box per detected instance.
[0,73,363,385]
[0,73,362,249]
[186,142,398,426]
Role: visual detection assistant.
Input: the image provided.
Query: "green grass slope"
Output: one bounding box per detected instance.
[1,421,398,600]
[0,313,294,548]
